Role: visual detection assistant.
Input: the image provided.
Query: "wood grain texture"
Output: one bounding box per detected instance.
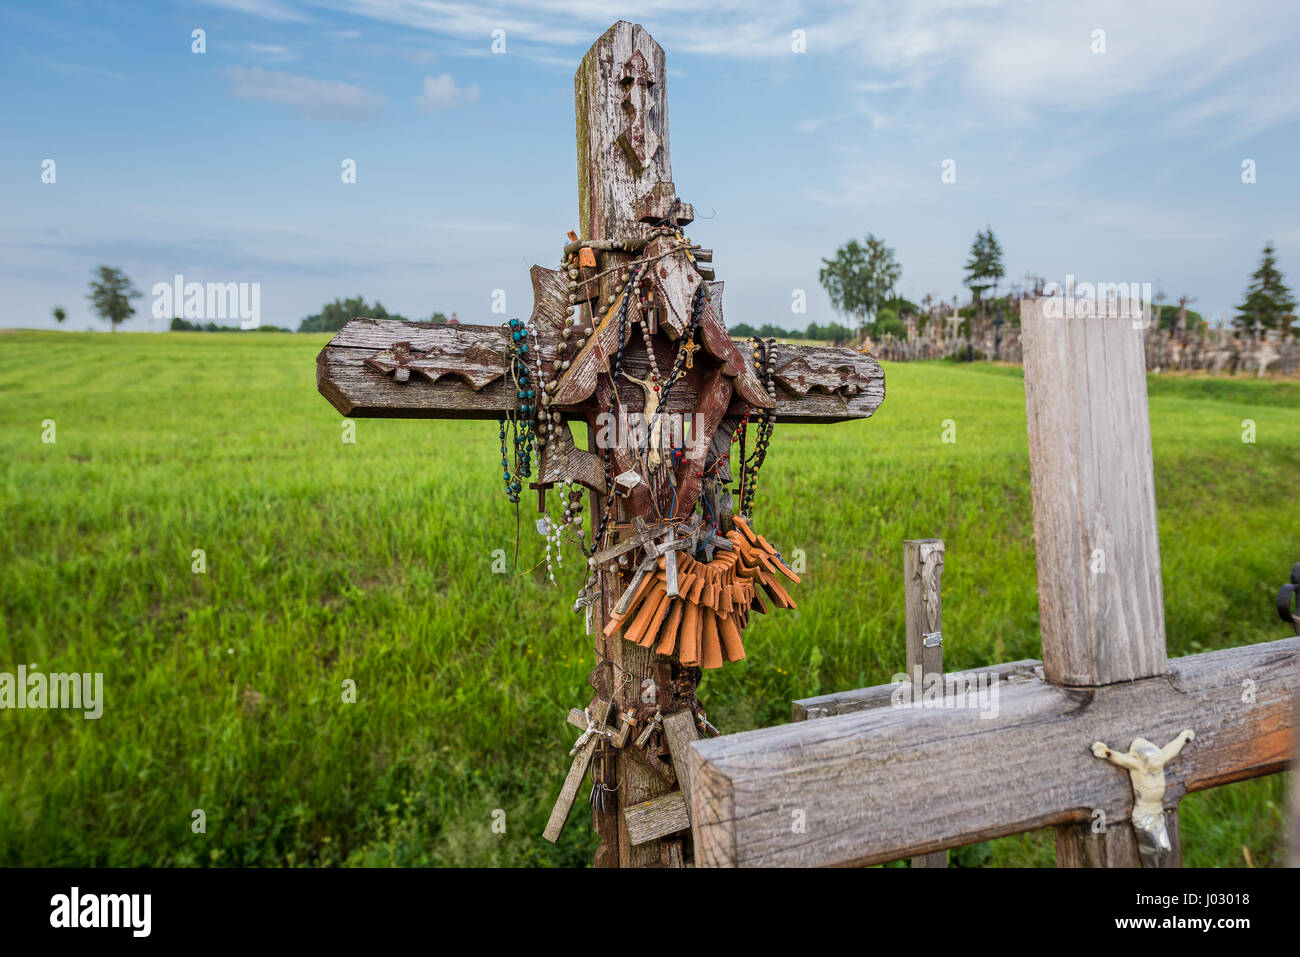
[791,659,1044,720]
[573,23,678,869]
[542,734,598,844]
[662,709,700,804]
[625,790,691,845]
[690,637,1299,867]
[575,21,671,245]
[1290,694,1300,868]
[319,317,885,423]
[1055,812,1180,868]
[904,539,944,685]
[1021,297,1167,686]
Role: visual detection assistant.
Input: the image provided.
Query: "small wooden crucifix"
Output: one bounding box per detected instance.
[316,21,886,868]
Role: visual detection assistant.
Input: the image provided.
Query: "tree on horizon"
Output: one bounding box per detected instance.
[1234,242,1297,337]
[85,266,141,332]
[964,227,1005,310]
[819,234,901,336]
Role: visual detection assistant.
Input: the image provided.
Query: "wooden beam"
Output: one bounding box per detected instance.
[625,791,690,845]
[689,637,1299,867]
[317,319,885,423]
[661,710,700,803]
[1021,298,1167,686]
[792,659,1043,720]
[543,735,599,844]
[1290,693,1300,868]
[903,538,946,868]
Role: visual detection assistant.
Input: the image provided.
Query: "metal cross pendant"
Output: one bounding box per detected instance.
[681,335,699,370]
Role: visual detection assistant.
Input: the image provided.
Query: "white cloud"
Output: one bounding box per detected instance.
[413,73,480,111]
[199,0,311,23]
[198,0,1300,139]
[246,43,301,63]
[222,66,385,119]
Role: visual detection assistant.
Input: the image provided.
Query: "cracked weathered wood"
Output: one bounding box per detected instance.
[319,317,885,423]
[543,734,599,844]
[1055,811,1178,868]
[575,21,671,246]
[626,791,690,845]
[1021,298,1167,686]
[662,709,700,804]
[791,659,1044,720]
[690,637,1299,867]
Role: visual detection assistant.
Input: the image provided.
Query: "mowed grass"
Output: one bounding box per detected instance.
[0,330,1295,868]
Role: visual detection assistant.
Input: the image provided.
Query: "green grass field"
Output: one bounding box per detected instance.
[0,330,1295,867]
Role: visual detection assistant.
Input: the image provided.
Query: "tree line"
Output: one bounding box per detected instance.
[52,248,1300,339]
[815,230,1296,339]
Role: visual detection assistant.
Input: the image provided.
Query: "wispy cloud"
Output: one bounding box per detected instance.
[413,73,479,111]
[246,42,301,63]
[198,0,312,24]
[36,57,127,81]
[191,0,1300,140]
[222,66,385,119]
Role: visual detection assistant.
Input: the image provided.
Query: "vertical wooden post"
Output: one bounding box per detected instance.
[576,21,676,869]
[1289,690,1300,868]
[1020,297,1177,867]
[1020,297,1168,687]
[904,538,946,868]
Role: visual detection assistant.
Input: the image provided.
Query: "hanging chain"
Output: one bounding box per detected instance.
[739,336,777,518]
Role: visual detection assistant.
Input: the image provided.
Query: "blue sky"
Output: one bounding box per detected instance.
[3,0,1298,332]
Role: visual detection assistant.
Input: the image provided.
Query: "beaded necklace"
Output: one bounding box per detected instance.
[498,316,535,504]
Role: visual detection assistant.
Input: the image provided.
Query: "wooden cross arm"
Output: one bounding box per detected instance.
[686,637,1300,867]
[316,317,522,420]
[317,316,886,423]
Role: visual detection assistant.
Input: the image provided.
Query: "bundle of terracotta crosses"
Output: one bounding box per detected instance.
[603,516,799,668]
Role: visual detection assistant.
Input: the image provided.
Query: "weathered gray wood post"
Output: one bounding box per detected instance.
[574,20,675,870]
[1020,298,1176,866]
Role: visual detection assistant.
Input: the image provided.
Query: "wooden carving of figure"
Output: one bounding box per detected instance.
[1092,730,1195,866]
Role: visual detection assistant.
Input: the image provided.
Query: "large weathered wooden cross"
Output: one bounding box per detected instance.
[686,300,1300,867]
[316,21,885,868]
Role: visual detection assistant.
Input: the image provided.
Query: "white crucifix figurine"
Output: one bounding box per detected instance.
[1092,730,1195,867]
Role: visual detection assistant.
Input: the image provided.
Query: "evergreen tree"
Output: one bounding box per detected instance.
[1234,242,1297,336]
[964,227,1005,306]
